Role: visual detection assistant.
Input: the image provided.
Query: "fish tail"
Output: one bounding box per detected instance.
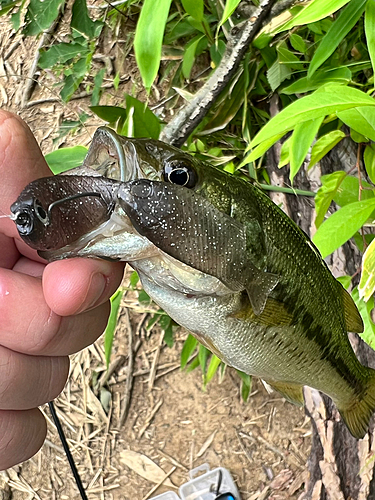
[339,370,375,439]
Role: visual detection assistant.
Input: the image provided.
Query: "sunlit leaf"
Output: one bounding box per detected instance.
[313,198,375,258]
[338,106,375,142]
[352,287,375,348]
[275,0,350,34]
[45,146,87,174]
[359,238,375,302]
[308,130,346,169]
[134,0,172,89]
[289,117,323,184]
[205,355,222,385]
[245,133,284,163]
[364,143,375,184]
[39,42,90,69]
[182,35,204,79]
[219,0,241,27]
[308,0,367,77]
[334,175,374,207]
[278,137,290,168]
[314,171,346,228]
[365,0,375,75]
[198,344,209,375]
[250,86,375,149]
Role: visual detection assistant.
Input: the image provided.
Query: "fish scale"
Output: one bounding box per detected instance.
[10,127,375,439]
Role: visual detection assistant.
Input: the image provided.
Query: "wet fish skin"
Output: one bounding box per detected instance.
[10,128,375,439]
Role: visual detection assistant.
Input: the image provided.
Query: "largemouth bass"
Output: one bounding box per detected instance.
[10,127,375,439]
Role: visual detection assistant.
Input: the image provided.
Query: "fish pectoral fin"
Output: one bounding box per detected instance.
[245,270,279,316]
[341,286,364,333]
[263,379,304,406]
[233,296,293,327]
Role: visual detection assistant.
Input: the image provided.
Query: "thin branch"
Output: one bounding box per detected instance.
[159,0,280,147]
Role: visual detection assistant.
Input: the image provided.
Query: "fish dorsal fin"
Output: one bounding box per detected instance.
[234,296,293,327]
[263,379,304,406]
[341,286,363,333]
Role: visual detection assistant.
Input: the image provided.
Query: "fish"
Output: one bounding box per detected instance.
[10,126,375,439]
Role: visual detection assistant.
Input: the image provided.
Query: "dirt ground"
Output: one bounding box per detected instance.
[0,8,311,500]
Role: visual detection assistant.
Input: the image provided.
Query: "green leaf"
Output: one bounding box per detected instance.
[129,271,139,288]
[134,0,172,90]
[23,0,64,36]
[39,42,90,69]
[124,94,161,139]
[365,0,375,75]
[308,130,346,169]
[186,355,200,373]
[308,0,367,77]
[71,0,104,39]
[289,117,323,184]
[333,175,374,207]
[282,67,352,95]
[90,105,127,124]
[275,0,350,33]
[267,58,291,91]
[236,371,252,402]
[364,143,375,184]
[181,334,198,369]
[45,146,88,174]
[336,275,352,289]
[250,85,375,149]
[245,132,285,163]
[351,287,375,348]
[278,137,291,168]
[181,0,203,21]
[182,36,204,79]
[337,107,375,142]
[91,68,105,106]
[314,171,346,228]
[60,55,91,102]
[359,238,375,301]
[104,290,123,368]
[219,0,241,27]
[163,324,174,347]
[289,33,307,53]
[198,344,209,375]
[205,355,222,385]
[312,198,375,258]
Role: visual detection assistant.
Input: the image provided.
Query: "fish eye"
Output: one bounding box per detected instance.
[34,199,49,225]
[15,210,34,235]
[164,160,197,188]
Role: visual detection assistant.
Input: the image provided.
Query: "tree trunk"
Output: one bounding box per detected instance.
[267,97,375,499]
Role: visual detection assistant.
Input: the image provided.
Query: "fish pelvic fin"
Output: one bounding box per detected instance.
[263,379,304,406]
[245,270,279,316]
[339,371,375,439]
[341,286,364,333]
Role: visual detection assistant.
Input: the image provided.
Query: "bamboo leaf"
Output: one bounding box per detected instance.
[308,130,346,169]
[312,198,375,258]
[250,85,375,149]
[308,0,367,77]
[134,0,172,90]
[205,355,222,385]
[219,0,241,27]
[275,0,350,34]
[45,146,87,174]
[282,67,351,95]
[289,117,323,184]
[365,0,375,75]
[181,334,198,369]
[104,290,123,368]
[359,238,375,301]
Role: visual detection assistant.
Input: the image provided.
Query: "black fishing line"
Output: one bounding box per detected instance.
[48,401,88,500]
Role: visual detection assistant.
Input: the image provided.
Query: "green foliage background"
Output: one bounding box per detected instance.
[3,0,375,393]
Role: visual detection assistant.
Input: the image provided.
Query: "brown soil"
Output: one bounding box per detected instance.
[0,8,311,500]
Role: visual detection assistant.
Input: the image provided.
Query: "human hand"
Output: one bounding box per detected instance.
[0,111,125,469]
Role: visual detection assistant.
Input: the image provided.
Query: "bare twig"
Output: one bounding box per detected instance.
[159,0,279,146]
[141,466,177,500]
